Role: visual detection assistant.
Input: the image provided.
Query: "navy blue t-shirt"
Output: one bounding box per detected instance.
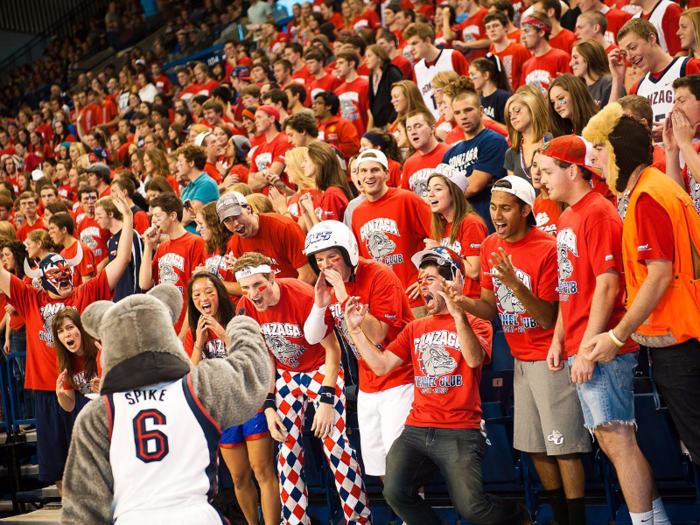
[442,127,508,232]
[481,89,511,125]
[107,229,144,302]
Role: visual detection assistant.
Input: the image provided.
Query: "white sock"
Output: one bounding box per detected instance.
[630,510,654,525]
[652,497,671,525]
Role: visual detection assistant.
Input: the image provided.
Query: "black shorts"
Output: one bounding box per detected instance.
[34,390,90,482]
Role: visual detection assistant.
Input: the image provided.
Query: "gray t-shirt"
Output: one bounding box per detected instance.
[503,133,552,183]
[344,195,366,230]
[588,75,625,108]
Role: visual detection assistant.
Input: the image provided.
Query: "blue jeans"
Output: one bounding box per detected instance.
[568,352,638,430]
[384,426,524,525]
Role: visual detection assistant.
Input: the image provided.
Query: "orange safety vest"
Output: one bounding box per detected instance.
[623,167,700,347]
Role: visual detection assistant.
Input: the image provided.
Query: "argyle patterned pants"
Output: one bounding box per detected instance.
[275,364,372,525]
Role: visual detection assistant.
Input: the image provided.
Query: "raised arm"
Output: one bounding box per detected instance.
[103,188,134,291]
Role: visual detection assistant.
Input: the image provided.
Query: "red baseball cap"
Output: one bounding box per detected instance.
[257,105,280,122]
[540,135,598,172]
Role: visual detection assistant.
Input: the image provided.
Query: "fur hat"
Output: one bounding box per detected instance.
[82,284,191,393]
[582,103,653,194]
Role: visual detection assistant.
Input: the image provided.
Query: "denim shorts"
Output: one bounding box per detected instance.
[568,352,638,430]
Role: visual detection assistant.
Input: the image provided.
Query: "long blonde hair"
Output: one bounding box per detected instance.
[681,8,700,57]
[391,80,431,120]
[285,147,314,190]
[505,85,551,151]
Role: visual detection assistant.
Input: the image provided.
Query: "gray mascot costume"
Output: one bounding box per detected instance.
[59,284,270,525]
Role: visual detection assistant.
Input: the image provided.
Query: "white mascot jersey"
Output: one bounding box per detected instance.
[107,375,223,525]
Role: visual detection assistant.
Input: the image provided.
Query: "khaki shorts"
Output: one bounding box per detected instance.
[513,358,592,455]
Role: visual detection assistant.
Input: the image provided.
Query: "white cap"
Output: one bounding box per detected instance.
[31,169,44,181]
[356,149,388,169]
[491,175,537,224]
[432,163,469,193]
[194,131,212,147]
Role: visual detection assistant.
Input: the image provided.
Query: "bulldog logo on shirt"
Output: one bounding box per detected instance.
[158,253,185,287]
[339,95,359,122]
[556,228,578,281]
[264,334,305,368]
[419,344,458,377]
[80,228,99,251]
[495,283,526,315]
[39,303,74,345]
[365,231,396,261]
[617,193,630,221]
[689,178,700,218]
[203,338,227,359]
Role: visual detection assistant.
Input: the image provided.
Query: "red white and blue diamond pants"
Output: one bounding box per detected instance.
[274,365,372,525]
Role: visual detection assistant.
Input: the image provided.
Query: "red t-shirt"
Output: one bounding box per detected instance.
[98,99,119,131]
[133,209,150,235]
[240,278,330,372]
[335,77,370,137]
[508,28,522,44]
[78,104,99,134]
[480,228,558,361]
[64,352,103,395]
[490,42,532,92]
[550,28,577,55]
[387,158,402,188]
[458,8,490,60]
[352,9,381,31]
[401,143,452,197]
[8,271,111,390]
[204,162,222,185]
[152,74,173,95]
[198,79,221,97]
[62,240,95,286]
[603,7,633,45]
[442,216,488,298]
[317,116,361,160]
[392,55,413,80]
[325,258,414,392]
[58,184,77,204]
[351,188,432,308]
[313,186,349,222]
[17,218,45,242]
[534,195,561,236]
[519,48,573,94]
[184,329,228,360]
[76,215,111,263]
[151,232,206,334]
[633,194,674,261]
[556,191,638,356]
[250,132,292,176]
[308,73,344,100]
[226,213,308,279]
[386,313,492,429]
[287,189,316,222]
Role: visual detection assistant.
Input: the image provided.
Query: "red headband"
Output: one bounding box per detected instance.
[522,16,552,33]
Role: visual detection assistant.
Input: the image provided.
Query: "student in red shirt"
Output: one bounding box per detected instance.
[150,61,172,96]
[579,0,632,45]
[334,50,370,138]
[2,188,133,488]
[520,12,572,95]
[139,194,206,337]
[530,150,563,235]
[345,248,529,525]
[538,135,664,525]
[283,43,312,86]
[313,91,361,160]
[533,0,577,54]
[193,62,220,97]
[217,191,316,287]
[376,30,413,80]
[447,0,491,60]
[305,50,343,100]
[425,164,488,298]
[85,163,112,198]
[349,0,381,31]
[486,12,531,90]
[304,220,415,477]
[631,0,682,55]
[47,212,95,285]
[296,142,352,226]
[575,11,619,54]
[488,0,523,42]
[16,191,45,242]
[455,175,590,525]
[233,252,372,525]
[76,186,111,266]
[248,105,294,193]
[351,149,432,316]
[402,109,452,197]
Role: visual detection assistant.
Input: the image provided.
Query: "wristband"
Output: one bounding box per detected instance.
[319,385,335,405]
[608,329,624,348]
[262,393,276,412]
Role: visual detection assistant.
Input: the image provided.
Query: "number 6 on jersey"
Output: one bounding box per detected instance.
[133,409,169,463]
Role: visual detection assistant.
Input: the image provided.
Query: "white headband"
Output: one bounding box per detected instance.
[234,264,272,281]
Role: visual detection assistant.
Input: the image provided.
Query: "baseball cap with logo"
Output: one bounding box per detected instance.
[216,191,249,221]
[491,175,537,225]
[432,163,469,193]
[540,135,598,173]
[231,66,251,80]
[356,149,388,169]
